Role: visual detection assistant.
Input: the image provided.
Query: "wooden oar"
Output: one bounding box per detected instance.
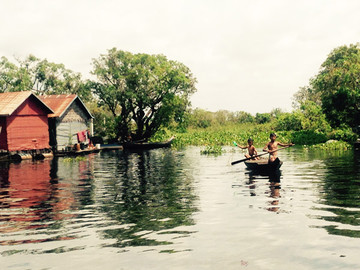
[231,145,292,165]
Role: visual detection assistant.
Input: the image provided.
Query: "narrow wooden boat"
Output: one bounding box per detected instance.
[100,144,123,151]
[244,157,282,172]
[54,147,100,157]
[122,136,175,151]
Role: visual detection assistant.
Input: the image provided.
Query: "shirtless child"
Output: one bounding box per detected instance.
[263,133,294,162]
[236,138,259,159]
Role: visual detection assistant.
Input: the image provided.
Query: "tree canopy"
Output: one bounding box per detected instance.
[0,55,90,101]
[90,48,197,142]
[295,44,360,129]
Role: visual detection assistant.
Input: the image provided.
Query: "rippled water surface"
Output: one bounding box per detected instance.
[0,147,359,270]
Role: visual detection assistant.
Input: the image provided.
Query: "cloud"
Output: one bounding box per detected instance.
[1,0,360,114]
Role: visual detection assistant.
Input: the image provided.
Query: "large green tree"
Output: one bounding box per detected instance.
[90,48,197,142]
[296,44,360,129]
[0,55,91,101]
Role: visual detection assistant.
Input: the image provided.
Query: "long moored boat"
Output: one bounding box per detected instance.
[122,136,175,151]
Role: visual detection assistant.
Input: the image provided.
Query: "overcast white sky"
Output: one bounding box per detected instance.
[1,0,360,114]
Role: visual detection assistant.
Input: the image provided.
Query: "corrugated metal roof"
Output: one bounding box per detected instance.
[39,94,93,119]
[0,91,54,116]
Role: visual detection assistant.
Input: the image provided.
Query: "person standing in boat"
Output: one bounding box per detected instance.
[236,138,259,159]
[263,133,294,163]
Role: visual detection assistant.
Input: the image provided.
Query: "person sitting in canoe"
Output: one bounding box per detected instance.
[235,138,259,159]
[263,133,294,163]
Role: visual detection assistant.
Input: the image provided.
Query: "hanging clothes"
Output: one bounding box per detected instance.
[77,131,86,142]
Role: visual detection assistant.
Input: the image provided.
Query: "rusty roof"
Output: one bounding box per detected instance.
[39,94,93,119]
[0,91,54,116]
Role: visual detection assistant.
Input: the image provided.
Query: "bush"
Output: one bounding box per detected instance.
[309,140,352,150]
[290,130,327,145]
[255,113,271,124]
[328,128,357,143]
[275,112,302,131]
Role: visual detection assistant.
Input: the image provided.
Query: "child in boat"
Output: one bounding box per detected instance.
[236,138,259,159]
[263,133,294,163]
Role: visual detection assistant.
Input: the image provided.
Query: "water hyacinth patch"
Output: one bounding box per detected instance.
[200,145,224,155]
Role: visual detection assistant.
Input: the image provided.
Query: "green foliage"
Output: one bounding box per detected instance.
[308,140,352,150]
[275,102,330,133]
[0,55,90,101]
[299,101,331,132]
[292,85,321,108]
[289,130,327,145]
[87,101,118,141]
[188,108,213,128]
[153,123,292,150]
[308,44,360,128]
[255,113,271,124]
[90,48,197,142]
[275,112,302,131]
[328,128,357,143]
[200,145,224,155]
[234,111,254,123]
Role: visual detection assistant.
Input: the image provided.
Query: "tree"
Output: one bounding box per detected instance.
[0,55,91,101]
[234,111,254,123]
[0,56,32,92]
[308,44,360,128]
[189,108,214,128]
[90,48,197,141]
[275,112,302,131]
[255,113,271,124]
[292,85,321,109]
[299,101,331,132]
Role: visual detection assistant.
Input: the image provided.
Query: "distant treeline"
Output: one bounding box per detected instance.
[183,43,360,145]
[2,43,360,145]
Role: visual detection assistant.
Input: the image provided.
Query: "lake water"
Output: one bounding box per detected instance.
[0,146,359,270]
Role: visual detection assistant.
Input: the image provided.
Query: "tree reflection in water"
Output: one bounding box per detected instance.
[96,149,198,248]
[312,150,360,238]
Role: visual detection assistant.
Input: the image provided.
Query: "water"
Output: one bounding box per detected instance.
[0,147,359,270]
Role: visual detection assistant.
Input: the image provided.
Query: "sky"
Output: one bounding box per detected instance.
[1,0,360,115]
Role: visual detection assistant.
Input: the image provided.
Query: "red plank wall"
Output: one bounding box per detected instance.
[5,97,50,151]
[0,117,7,150]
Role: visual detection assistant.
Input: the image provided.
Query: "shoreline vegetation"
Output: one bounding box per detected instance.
[151,122,354,155]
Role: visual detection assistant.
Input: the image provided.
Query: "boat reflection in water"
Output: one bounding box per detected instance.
[245,165,282,212]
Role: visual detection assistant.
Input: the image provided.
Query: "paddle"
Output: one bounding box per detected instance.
[231,145,293,165]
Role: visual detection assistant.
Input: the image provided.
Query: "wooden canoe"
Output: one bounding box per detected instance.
[122,136,175,151]
[244,157,282,172]
[54,148,100,157]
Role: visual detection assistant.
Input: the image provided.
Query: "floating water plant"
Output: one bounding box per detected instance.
[200,145,224,155]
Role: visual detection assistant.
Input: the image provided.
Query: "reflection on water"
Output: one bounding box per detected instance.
[245,169,282,212]
[0,157,95,252]
[94,150,198,248]
[0,149,197,257]
[0,147,360,269]
[309,150,360,238]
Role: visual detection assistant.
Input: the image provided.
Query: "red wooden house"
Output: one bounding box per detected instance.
[0,91,54,153]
